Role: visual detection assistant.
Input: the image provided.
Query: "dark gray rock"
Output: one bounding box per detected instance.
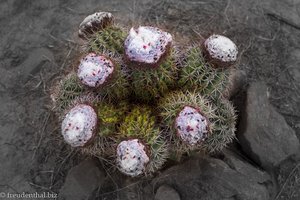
[226,69,247,99]
[222,150,271,184]
[59,158,105,200]
[152,151,271,200]
[237,82,300,170]
[155,185,181,200]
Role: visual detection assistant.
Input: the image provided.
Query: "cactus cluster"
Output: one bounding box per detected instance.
[50,12,239,177]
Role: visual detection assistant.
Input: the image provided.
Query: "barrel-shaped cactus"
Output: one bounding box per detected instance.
[117,106,168,176]
[51,11,239,177]
[81,100,129,158]
[87,26,127,55]
[130,49,178,102]
[178,46,231,99]
[51,72,85,113]
[158,90,236,159]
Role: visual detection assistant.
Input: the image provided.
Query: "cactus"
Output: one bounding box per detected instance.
[51,11,240,177]
[202,98,236,153]
[96,101,129,136]
[130,49,178,102]
[117,106,168,176]
[76,52,130,101]
[87,26,127,55]
[95,62,130,101]
[81,100,129,158]
[158,91,215,157]
[51,72,85,113]
[158,90,236,159]
[178,46,231,99]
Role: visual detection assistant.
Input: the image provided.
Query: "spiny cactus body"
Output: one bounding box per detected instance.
[130,49,178,102]
[159,91,236,158]
[96,101,128,136]
[94,63,130,101]
[202,98,236,153]
[117,106,168,176]
[81,100,128,158]
[178,46,230,99]
[87,26,127,55]
[51,72,85,113]
[158,91,215,156]
[51,11,240,177]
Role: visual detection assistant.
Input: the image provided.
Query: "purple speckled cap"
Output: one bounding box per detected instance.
[175,106,209,145]
[61,104,97,147]
[116,139,149,177]
[77,53,114,88]
[124,26,172,65]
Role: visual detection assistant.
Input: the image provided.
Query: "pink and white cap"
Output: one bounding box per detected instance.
[175,106,209,145]
[116,139,149,177]
[124,26,172,65]
[61,104,97,147]
[78,53,114,88]
[204,34,238,63]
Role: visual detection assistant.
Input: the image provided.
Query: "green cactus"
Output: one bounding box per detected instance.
[87,26,127,55]
[52,13,240,177]
[118,106,168,175]
[158,91,215,156]
[130,49,178,103]
[96,101,129,136]
[158,90,236,159]
[119,106,159,143]
[202,98,236,153]
[93,60,130,102]
[51,72,85,113]
[81,100,129,158]
[145,137,169,175]
[178,46,231,99]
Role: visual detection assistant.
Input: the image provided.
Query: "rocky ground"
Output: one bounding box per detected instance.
[0,0,300,199]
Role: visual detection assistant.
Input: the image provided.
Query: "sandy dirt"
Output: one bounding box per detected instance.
[0,0,299,199]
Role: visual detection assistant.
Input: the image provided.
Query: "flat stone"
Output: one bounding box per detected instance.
[155,185,181,200]
[152,152,271,200]
[59,158,105,200]
[237,82,300,170]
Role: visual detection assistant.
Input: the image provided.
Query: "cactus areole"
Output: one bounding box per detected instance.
[124,26,172,67]
[61,104,97,147]
[116,139,150,177]
[77,53,114,88]
[203,34,238,67]
[175,106,209,145]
